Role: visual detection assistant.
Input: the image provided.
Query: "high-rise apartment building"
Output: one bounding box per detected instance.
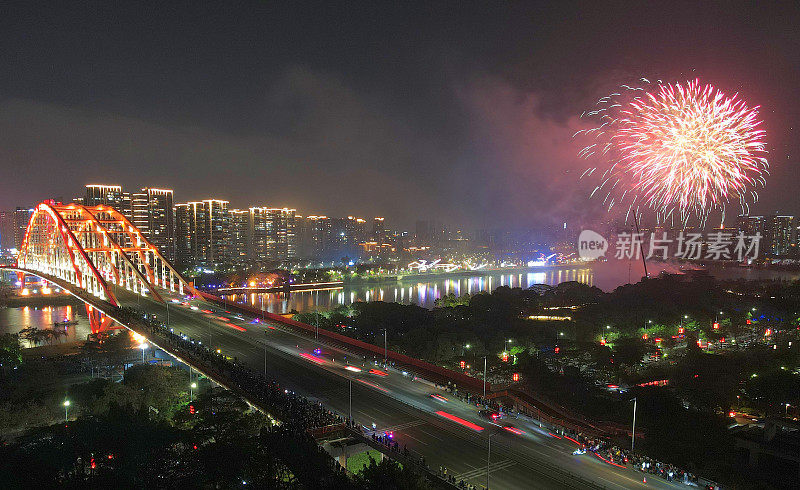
[737,215,764,237]
[327,216,367,260]
[0,211,13,250]
[229,209,250,265]
[298,215,332,260]
[249,207,296,261]
[271,208,297,260]
[138,188,175,261]
[12,207,33,250]
[174,199,229,268]
[174,203,192,269]
[764,214,795,258]
[372,217,385,241]
[131,192,149,233]
[81,185,133,219]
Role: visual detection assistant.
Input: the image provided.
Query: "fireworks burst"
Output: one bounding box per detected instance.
[577,78,768,225]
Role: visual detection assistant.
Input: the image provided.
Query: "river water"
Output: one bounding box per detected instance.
[0,304,91,346]
[5,261,800,332]
[222,267,596,314]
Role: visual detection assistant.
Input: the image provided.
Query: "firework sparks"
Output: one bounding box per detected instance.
[577,79,768,225]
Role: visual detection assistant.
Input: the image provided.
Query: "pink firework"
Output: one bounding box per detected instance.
[578,79,768,224]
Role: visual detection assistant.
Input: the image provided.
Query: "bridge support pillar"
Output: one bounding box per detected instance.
[86,304,116,334]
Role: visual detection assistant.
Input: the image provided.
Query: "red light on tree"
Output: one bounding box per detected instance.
[189,404,195,415]
[554,346,560,354]
[713,322,719,330]
[502,352,509,362]
[678,327,684,334]
[512,373,520,382]
[460,360,465,369]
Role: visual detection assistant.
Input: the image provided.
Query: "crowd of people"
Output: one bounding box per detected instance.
[575,434,705,486]
[435,371,713,488]
[436,466,481,489]
[116,306,342,431]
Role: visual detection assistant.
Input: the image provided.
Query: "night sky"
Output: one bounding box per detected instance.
[2,1,799,230]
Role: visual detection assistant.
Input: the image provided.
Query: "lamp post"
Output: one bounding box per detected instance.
[504,339,512,352]
[349,377,352,422]
[631,397,637,452]
[63,399,70,423]
[264,330,269,379]
[483,356,487,398]
[140,342,148,363]
[384,328,388,368]
[487,431,499,489]
[190,382,197,402]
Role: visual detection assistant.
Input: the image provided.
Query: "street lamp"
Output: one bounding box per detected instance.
[63,399,70,423]
[504,339,512,352]
[264,330,269,381]
[140,342,148,363]
[483,356,488,398]
[487,431,500,489]
[190,382,197,402]
[630,397,637,452]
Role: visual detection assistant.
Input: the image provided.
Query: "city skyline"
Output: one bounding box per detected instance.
[3,2,800,230]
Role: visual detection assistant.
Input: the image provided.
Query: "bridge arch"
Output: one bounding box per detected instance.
[19,202,118,305]
[16,201,199,331]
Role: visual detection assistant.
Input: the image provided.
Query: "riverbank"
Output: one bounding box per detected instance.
[343,263,584,285]
[215,263,587,295]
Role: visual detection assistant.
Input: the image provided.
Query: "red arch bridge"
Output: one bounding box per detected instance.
[11,201,198,333]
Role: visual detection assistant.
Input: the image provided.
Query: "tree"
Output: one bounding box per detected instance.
[0,333,22,369]
[355,456,430,489]
[612,337,650,366]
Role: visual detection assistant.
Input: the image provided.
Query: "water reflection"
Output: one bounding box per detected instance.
[223,268,595,314]
[0,304,90,346]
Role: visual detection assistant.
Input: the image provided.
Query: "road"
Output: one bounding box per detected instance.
[116,288,684,490]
